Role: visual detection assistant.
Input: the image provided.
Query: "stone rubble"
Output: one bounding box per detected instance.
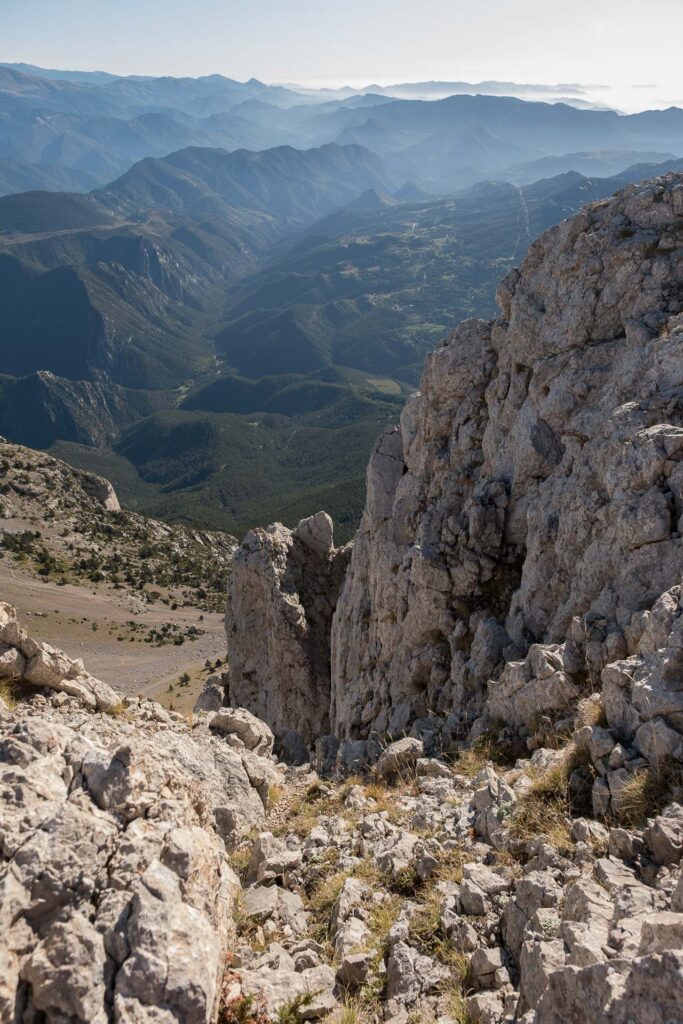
[0,604,276,1024]
[218,732,683,1024]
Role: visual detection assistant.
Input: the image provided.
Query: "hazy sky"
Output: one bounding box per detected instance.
[2,0,683,107]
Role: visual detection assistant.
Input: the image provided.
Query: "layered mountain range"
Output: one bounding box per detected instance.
[1,63,683,195]
[2,64,683,538]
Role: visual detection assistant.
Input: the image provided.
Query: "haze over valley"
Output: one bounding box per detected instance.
[1,59,683,538]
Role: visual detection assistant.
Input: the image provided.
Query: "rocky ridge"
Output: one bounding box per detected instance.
[226,174,683,788]
[0,439,237,611]
[225,512,351,752]
[4,595,683,1023]
[0,602,278,1023]
[211,173,683,1019]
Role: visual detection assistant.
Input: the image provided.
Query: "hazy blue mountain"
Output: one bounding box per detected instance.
[2,66,683,197]
[0,63,123,85]
[505,149,677,183]
[331,94,683,190]
[0,158,101,194]
[1,125,682,539]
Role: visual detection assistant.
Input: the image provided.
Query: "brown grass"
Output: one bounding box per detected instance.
[507,752,578,851]
[575,693,607,729]
[614,759,683,827]
[445,731,516,779]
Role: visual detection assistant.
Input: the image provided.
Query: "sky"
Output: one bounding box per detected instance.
[2,0,683,111]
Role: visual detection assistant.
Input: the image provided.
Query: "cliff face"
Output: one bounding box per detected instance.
[225,512,351,751]
[331,174,683,740]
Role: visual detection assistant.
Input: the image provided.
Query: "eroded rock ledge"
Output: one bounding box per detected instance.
[0,603,279,1024]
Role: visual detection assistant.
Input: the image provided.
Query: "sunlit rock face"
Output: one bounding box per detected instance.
[331,174,683,740]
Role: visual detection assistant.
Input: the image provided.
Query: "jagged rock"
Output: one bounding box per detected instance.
[193,673,226,713]
[73,467,121,511]
[375,737,423,779]
[519,936,565,1009]
[225,517,351,747]
[239,959,336,1017]
[470,945,508,989]
[644,805,683,865]
[536,949,683,1023]
[385,940,450,1012]
[336,951,373,989]
[242,885,308,937]
[328,175,683,745]
[331,878,372,959]
[0,689,268,1022]
[245,832,303,885]
[210,706,274,756]
[0,602,119,712]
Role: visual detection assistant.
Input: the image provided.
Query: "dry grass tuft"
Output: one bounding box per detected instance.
[507,751,577,851]
[323,1000,375,1024]
[364,894,401,957]
[229,844,252,883]
[575,693,607,729]
[267,782,284,809]
[0,678,21,709]
[445,731,515,779]
[614,759,683,827]
[307,870,351,923]
[105,700,127,718]
[445,979,475,1024]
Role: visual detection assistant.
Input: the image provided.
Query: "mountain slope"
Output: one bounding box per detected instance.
[0,143,392,389]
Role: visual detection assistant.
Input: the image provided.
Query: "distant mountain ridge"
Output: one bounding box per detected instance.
[2,144,682,540]
[1,64,682,196]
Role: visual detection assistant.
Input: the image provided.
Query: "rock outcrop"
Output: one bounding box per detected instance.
[0,604,278,1024]
[225,512,350,750]
[331,173,683,744]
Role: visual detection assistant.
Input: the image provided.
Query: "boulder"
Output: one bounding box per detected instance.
[210,706,274,756]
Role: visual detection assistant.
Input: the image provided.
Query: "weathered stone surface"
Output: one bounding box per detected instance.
[0,611,273,1024]
[329,176,683,742]
[193,672,227,713]
[210,706,274,756]
[376,737,423,779]
[225,516,350,747]
[536,950,683,1023]
[0,602,119,712]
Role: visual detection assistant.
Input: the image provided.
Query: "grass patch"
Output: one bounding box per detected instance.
[274,993,315,1024]
[445,731,516,779]
[267,782,284,809]
[575,694,607,729]
[507,751,578,852]
[0,678,22,709]
[105,701,127,718]
[307,870,353,927]
[614,759,683,827]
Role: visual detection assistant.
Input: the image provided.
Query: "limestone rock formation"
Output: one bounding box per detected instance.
[0,603,275,1024]
[0,601,120,712]
[331,173,683,743]
[225,512,350,749]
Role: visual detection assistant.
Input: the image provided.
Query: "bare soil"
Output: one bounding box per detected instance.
[0,562,225,711]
